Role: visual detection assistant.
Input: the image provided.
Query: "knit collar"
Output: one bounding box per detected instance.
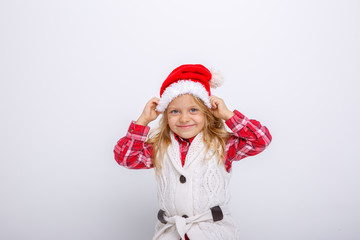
[168,132,204,172]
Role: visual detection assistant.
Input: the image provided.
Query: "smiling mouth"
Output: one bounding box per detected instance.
[177,124,195,129]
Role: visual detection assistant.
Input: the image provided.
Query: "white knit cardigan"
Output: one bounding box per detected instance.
[153,132,240,240]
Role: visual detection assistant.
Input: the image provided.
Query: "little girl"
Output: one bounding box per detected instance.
[114,64,272,240]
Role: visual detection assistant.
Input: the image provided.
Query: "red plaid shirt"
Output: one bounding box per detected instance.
[114,110,272,172]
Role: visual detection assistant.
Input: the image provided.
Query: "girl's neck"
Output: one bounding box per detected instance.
[173,133,195,144]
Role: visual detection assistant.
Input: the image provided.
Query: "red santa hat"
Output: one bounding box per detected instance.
[156,64,224,112]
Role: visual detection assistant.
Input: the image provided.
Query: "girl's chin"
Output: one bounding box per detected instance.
[175,131,199,139]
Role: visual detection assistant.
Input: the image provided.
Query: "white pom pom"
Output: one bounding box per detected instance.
[209,68,224,88]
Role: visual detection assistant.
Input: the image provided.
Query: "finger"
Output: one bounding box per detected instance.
[148,98,160,108]
[147,97,159,105]
[210,98,219,109]
[149,98,158,105]
[210,96,216,105]
[211,101,217,109]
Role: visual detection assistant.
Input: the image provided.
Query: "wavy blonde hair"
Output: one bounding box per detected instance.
[147,95,230,170]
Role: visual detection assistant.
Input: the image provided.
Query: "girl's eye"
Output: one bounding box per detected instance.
[170,110,179,114]
[190,108,198,113]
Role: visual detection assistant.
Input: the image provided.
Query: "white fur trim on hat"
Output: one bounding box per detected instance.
[156,80,211,112]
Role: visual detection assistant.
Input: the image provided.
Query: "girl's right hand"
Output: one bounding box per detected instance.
[136,97,161,126]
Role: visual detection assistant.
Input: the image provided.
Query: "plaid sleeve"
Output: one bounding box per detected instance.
[224,110,272,172]
[113,121,154,169]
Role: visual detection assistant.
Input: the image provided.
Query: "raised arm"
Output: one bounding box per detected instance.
[224,110,272,171]
[209,95,272,171]
[113,97,161,169]
[114,122,154,169]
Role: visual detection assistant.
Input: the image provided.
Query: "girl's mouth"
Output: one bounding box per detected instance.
[177,124,195,129]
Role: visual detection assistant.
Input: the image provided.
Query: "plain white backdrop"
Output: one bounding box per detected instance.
[1,0,359,239]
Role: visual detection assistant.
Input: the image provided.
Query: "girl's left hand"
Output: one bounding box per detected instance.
[210,95,235,121]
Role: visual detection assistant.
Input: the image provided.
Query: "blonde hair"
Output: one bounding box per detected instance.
[147,95,230,170]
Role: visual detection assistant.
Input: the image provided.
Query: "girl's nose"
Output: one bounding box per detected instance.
[179,113,190,122]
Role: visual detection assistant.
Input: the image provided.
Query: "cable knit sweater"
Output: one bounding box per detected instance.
[153,132,239,240]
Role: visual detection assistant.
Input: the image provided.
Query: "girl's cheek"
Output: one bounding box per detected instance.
[167,116,177,126]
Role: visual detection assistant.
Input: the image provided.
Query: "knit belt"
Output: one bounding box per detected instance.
[155,205,229,240]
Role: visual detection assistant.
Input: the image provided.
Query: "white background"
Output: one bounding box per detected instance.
[1,0,359,239]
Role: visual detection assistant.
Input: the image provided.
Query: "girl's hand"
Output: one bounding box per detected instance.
[210,95,235,121]
[136,97,161,126]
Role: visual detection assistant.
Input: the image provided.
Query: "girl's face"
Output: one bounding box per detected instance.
[166,94,206,139]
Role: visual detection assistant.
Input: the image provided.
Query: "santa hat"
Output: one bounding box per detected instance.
[156,64,224,112]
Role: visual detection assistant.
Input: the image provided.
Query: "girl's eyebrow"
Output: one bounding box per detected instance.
[188,105,199,109]
[167,106,178,112]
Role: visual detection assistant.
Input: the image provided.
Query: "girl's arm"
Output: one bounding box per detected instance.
[114,122,154,169]
[224,110,272,171]
[113,97,161,169]
[209,95,272,172]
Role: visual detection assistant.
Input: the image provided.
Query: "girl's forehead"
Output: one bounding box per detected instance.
[168,94,198,107]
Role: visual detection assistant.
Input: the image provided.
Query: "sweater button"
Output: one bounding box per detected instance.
[182,215,188,218]
[180,175,186,183]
